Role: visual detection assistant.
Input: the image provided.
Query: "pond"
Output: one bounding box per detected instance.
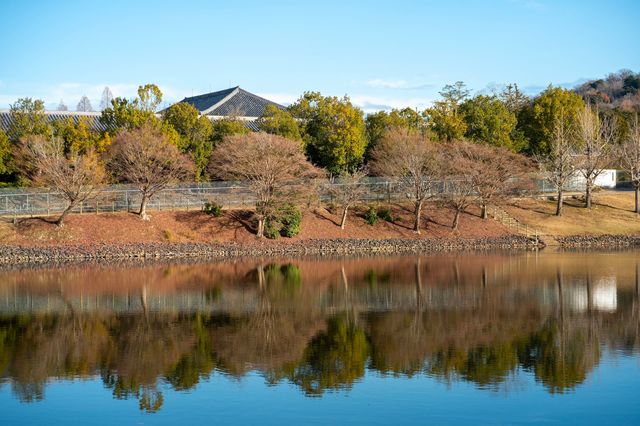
[0,251,638,425]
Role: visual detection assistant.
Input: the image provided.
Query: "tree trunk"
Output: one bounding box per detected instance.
[556,189,563,216]
[585,180,592,209]
[413,199,424,234]
[635,186,639,214]
[55,203,74,227]
[256,216,265,238]
[139,192,150,221]
[481,203,488,219]
[340,205,349,230]
[452,209,461,230]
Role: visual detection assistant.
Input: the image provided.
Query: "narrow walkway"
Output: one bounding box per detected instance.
[488,205,548,247]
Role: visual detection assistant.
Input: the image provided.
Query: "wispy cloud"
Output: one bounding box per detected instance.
[248,92,433,114]
[365,79,433,91]
[350,95,432,114]
[256,92,298,106]
[522,77,589,96]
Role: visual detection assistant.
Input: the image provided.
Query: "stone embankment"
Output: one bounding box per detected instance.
[556,235,640,249]
[0,236,539,265]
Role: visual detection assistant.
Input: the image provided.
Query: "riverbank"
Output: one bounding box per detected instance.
[2,197,640,265]
[0,236,539,265]
[505,191,640,236]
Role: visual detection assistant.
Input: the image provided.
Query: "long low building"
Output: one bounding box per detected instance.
[0,86,284,133]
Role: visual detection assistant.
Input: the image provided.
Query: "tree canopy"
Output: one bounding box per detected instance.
[460,95,521,150]
[364,108,426,160]
[162,102,214,180]
[520,86,585,154]
[257,105,302,141]
[290,92,367,174]
[7,98,50,142]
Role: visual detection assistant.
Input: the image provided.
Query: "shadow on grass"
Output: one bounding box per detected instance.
[311,208,340,227]
[173,209,256,236]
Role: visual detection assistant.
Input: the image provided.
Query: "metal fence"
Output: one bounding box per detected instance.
[0,176,587,218]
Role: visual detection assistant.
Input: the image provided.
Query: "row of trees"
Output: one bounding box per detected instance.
[539,106,640,215]
[54,86,115,112]
[15,119,529,234]
[2,72,638,185]
[2,76,640,230]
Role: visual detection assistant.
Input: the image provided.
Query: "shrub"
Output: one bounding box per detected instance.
[377,207,394,222]
[203,201,223,217]
[263,218,282,239]
[364,207,378,226]
[279,203,302,237]
[264,203,302,239]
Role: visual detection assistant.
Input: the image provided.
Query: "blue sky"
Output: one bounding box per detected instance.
[0,0,638,112]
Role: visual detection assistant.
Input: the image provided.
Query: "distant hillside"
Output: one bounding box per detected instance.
[575,69,640,111]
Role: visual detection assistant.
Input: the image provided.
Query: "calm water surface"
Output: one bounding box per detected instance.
[0,251,639,425]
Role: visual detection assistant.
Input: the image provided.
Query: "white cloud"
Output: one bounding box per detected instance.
[365,79,434,91]
[366,79,410,89]
[255,92,432,114]
[256,92,298,106]
[350,95,433,114]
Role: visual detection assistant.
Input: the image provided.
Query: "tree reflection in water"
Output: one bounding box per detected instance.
[0,252,638,412]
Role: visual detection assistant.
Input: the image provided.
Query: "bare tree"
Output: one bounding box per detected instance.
[76,96,93,112]
[459,142,532,219]
[576,105,617,208]
[536,113,577,216]
[328,168,368,230]
[619,114,640,213]
[370,127,438,233]
[208,132,321,237]
[440,143,476,230]
[56,100,68,111]
[109,123,194,220]
[100,86,114,111]
[18,135,105,226]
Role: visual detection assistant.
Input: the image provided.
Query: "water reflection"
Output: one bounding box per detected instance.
[0,252,638,412]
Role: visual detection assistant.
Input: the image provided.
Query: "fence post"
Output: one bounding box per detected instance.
[47,193,50,216]
[80,202,83,214]
[386,181,391,206]
[125,191,129,213]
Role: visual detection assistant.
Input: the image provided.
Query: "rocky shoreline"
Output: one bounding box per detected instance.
[0,236,540,266]
[556,234,640,248]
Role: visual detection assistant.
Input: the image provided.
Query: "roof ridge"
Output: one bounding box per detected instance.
[200,87,241,115]
[182,86,238,102]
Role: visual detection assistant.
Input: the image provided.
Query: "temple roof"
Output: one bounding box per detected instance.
[177,86,285,118]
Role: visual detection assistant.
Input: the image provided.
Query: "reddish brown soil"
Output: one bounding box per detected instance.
[0,203,512,248]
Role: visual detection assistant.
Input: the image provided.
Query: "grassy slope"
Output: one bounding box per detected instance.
[505,191,640,236]
[0,203,511,248]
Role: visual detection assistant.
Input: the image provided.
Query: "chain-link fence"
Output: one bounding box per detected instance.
[0,176,587,218]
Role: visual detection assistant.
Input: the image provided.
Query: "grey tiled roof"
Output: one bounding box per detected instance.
[0,111,110,134]
[176,87,285,118]
[208,88,284,117]
[244,120,260,131]
[178,87,238,113]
